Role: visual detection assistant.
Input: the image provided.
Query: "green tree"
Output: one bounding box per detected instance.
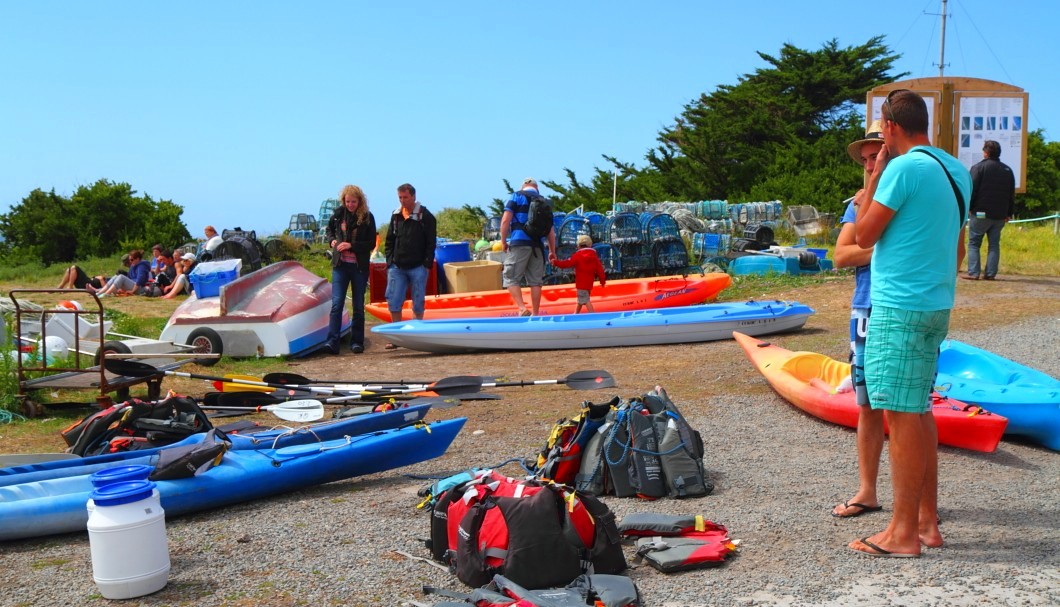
[1019,129,1060,218]
[0,179,192,264]
[0,188,80,264]
[549,37,904,209]
[436,206,487,241]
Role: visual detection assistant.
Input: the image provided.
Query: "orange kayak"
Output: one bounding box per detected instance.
[733,332,1008,453]
[367,273,732,321]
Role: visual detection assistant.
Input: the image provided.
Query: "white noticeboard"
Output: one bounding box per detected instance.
[870,93,938,145]
[955,94,1026,189]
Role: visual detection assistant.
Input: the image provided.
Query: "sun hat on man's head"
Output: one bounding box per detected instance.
[847,119,884,164]
[522,177,538,189]
[120,253,130,264]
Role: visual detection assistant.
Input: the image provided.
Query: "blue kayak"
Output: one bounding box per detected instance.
[0,417,465,541]
[0,404,432,487]
[935,339,1060,451]
[372,300,815,353]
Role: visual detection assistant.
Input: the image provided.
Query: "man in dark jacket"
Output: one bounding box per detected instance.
[383,184,436,341]
[963,140,1015,281]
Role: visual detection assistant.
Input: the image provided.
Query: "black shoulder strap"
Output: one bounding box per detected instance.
[912,148,966,226]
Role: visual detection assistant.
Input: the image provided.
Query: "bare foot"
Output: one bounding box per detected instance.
[832,497,882,518]
[919,522,943,548]
[849,532,921,557]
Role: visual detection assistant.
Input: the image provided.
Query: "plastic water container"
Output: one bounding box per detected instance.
[87,480,170,599]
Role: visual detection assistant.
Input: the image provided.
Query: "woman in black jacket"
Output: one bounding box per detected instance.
[325,185,377,354]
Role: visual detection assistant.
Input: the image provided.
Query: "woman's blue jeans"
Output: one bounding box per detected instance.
[330,262,368,347]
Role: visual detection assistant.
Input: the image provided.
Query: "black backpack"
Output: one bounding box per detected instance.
[522,191,553,240]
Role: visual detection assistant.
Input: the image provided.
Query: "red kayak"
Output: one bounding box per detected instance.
[733,332,1008,452]
[367,273,732,321]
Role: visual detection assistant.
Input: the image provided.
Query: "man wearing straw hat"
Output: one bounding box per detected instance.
[851,90,969,558]
[831,120,886,520]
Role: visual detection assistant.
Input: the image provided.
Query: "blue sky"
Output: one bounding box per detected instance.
[1,1,1055,238]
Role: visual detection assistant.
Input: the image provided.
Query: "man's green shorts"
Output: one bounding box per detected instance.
[865,305,951,413]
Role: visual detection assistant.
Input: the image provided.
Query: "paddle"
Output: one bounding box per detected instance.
[105,359,370,397]
[213,374,276,393]
[480,369,615,391]
[207,391,459,410]
[260,372,501,395]
[263,372,446,386]
[202,399,325,422]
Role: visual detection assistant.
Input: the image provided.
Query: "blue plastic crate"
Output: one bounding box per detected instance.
[190,259,242,298]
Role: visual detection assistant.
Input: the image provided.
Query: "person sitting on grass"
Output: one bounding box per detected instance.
[548,234,606,313]
[162,253,198,299]
[57,265,108,291]
[95,250,151,297]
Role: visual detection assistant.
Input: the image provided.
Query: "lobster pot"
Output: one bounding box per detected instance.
[613,201,647,214]
[558,216,592,246]
[615,242,653,274]
[584,212,608,242]
[743,223,775,245]
[211,236,265,274]
[652,240,690,271]
[318,198,340,221]
[691,233,722,258]
[639,212,681,243]
[705,218,733,234]
[604,213,643,245]
[482,216,501,241]
[550,244,578,279]
[552,212,567,231]
[87,481,170,600]
[592,243,621,275]
[695,200,729,220]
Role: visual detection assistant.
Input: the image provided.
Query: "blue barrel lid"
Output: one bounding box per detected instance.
[90,464,154,488]
[91,480,157,507]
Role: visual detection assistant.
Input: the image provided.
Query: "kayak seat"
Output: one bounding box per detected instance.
[781,352,850,387]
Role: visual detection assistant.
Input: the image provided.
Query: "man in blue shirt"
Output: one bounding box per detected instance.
[499,178,557,316]
[851,90,969,558]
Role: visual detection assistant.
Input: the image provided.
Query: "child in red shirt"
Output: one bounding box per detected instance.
[549,234,606,313]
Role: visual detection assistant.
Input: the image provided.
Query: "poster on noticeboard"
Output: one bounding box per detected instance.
[956,94,1026,190]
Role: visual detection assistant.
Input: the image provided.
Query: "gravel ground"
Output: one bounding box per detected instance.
[2,278,1058,607]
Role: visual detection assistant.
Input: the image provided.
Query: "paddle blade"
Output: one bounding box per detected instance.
[262,372,313,386]
[209,391,281,408]
[103,359,158,378]
[565,370,615,390]
[266,400,324,422]
[427,375,484,396]
[220,375,274,392]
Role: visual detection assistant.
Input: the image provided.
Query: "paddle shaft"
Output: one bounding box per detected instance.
[104,360,480,399]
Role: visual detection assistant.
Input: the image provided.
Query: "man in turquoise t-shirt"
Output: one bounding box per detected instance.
[851,90,970,559]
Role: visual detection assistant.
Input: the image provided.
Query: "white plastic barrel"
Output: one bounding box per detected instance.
[87,480,170,599]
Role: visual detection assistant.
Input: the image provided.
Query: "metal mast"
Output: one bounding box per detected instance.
[938,0,948,76]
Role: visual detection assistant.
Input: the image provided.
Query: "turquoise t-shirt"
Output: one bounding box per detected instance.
[871,146,971,311]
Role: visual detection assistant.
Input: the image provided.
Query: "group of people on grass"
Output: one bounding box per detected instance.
[57,232,212,299]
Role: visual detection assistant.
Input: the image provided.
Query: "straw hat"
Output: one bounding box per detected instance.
[846,119,884,163]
